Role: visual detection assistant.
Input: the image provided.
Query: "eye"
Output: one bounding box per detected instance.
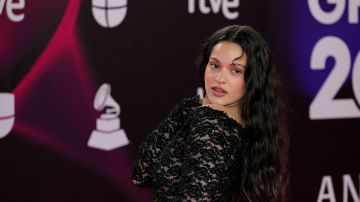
[209,63,220,69]
[231,68,242,74]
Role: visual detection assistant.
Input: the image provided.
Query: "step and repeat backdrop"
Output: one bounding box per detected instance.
[0,0,359,201]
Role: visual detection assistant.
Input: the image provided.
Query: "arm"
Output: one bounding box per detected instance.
[132,97,199,187]
[176,112,241,201]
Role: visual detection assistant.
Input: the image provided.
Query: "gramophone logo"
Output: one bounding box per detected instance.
[88,83,129,150]
[0,93,15,139]
[92,0,127,28]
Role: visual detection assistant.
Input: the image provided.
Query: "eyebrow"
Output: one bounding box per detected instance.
[231,63,245,68]
[231,60,246,67]
[210,54,246,67]
[209,57,220,62]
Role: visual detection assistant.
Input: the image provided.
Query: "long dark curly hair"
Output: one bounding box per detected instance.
[197,25,289,202]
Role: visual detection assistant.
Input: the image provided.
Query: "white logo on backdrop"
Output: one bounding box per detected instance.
[317,174,360,202]
[87,83,129,151]
[92,0,127,28]
[307,0,360,120]
[0,0,25,22]
[188,0,240,20]
[0,93,15,139]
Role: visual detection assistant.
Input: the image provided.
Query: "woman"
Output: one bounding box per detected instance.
[132,25,289,202]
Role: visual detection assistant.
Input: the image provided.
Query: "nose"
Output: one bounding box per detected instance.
[214,69,226,83]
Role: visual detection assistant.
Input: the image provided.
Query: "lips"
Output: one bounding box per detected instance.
[211,86,227,97]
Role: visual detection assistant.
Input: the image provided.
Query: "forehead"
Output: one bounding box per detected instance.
[210,41,247,63]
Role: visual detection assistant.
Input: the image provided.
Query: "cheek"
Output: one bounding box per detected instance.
[204,68,213,85]
[230,77,246,94]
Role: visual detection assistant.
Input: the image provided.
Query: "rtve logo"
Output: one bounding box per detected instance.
[0,0,25,22]
[92,0,127,28]
[188,0,240,20]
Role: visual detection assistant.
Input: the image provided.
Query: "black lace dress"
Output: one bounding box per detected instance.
[132,96,244,201]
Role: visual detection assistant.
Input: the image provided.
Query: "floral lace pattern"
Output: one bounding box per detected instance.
[133,96,244,201]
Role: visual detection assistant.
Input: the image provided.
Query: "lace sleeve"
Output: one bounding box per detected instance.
[176,109,242,201]
[132,97,199,187]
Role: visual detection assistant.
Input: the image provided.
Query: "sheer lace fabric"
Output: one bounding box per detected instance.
[133,96,244,201]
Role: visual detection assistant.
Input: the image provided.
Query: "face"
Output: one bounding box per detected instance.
[204,41,247,110]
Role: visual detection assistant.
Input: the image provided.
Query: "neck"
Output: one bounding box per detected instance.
[202,96,243,125]
[225,105,242,123]
[224,100,241,116]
